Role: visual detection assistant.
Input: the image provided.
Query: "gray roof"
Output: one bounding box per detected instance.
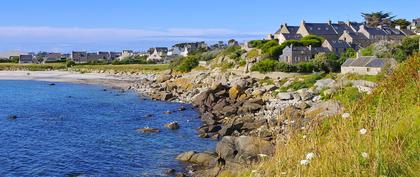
[282,33,302,40]
[347,32,368,40]
[348,22,364,32]
[382,27,405,36]
[364,27,387,35]
[304,23,337,35]
[331,23,353,34]
[326,39,351,48]
[342,56,385,67]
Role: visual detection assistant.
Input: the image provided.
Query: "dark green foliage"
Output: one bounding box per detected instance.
[66,60,76,67]
[392,18,411,28]
[362,11,395,27]
[172,55,199,72]
[295,62,315,73]
[248,40,269,48]
[300,35,324,47]
[10,56,19,63]
[275,61,296,72]
[260,40,280,53]
[267,45,284,59]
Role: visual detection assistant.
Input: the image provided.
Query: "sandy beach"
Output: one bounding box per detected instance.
[0,71,140,90]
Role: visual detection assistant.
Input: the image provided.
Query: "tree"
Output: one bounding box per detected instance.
[392,18,411,28]
[300,35,324,47]
[361,11,395,27]
[312,52,340,72]
[361,44,375,56]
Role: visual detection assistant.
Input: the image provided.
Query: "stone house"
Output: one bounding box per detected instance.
[121,50,133,59]
[339,30,371,48]
[322,39,352,55]
[72,51,88,63]
[110,52,122,61]
[358,25,404,41]
[296,20,340,40]
[341,53,396,75]
[19,54,34,64]
[98,52,111,61]
[87,53,101,62]
[279,45,326,64]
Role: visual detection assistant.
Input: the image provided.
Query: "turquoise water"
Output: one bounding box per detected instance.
[0,80,215,177]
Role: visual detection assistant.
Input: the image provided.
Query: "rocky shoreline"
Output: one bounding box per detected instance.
[126,69,378,176]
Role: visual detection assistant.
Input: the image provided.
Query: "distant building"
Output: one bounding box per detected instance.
[147,47,168,62]
[110,52,122,60]
[341,53,396,75]
[339,30,371,48]
[170,42,207,57]
[43,53,63,63]
[72,51,88,63]
[98,52,111,61]
[19,54,34,64]
[87,53,101,62]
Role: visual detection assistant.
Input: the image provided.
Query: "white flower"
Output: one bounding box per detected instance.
[251,170,258,173]
[306,152,316,160]
[303,135,307,139]
[359,128,367,135]
[258,154,268,158]
[300,159,310,166]
[361,152,369,158]
[342,113,350,119]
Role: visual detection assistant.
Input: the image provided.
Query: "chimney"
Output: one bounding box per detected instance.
[328,20,332,25]
[300,20,306,26]
[284,23,288,27]
[356,51,361,58]
[308,45,312,51]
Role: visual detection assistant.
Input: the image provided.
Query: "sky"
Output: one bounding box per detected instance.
[0,0,418,53]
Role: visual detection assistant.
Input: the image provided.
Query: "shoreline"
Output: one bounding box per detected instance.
[0,70,143,90]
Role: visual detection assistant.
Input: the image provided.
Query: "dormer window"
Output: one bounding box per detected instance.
[326,28,329,30]
[317,27,321,30]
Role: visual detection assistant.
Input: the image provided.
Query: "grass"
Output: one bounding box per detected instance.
[345,73,384,83]
[233,53,420,176]
[0,63,169,73]
[0,63,67,71]
[280,73,325,91]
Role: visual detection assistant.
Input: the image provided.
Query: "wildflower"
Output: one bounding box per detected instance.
[361,152,369,158]
[342,113,350,119]
[359,128,367,135]
[300,159,310,166]
[303,135,307,139]
[306,152,316,160]
[258,154,268,158]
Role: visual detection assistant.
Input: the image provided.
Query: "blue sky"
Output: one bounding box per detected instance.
[0,0,418,52]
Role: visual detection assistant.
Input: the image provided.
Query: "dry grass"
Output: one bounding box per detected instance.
[236,53,420,177]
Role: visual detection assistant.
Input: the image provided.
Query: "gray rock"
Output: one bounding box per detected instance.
[315,79,336,90]
[165,122,180,130]
[176,151,196,161]
[277,92,292,100]
[305,100,342,119]
[137,127,160,133]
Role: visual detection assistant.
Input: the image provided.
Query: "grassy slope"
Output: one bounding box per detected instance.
[234,53,420,177]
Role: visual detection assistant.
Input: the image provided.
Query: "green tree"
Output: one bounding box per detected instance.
[361,45,375,56]
[361,11,395,27]
[312,52,340,72]
[392,18,411,28]
[250,59,279,73]
[300,35,324,47]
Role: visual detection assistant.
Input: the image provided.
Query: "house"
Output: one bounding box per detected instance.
[273,23,301,44]
[87,53,101,62]
[171,42,208,56]
[322,39,352,55]
[296,20,340,40]
[147,47,168,62]
[409,18,420,34]
[121,50,133,59]
[98,52,110,61]
[341,53,396,75]
[110,52,122,60]
[279,45,326,64]
[43,53,63,63]
[19,54,34,64]
[72,51,88,63]
[339,30,371,48]
[277,33,302,44]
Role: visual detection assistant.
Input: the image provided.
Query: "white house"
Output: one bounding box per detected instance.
[341,53,396,75]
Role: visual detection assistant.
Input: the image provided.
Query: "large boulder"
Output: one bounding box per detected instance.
[315,79,336,90]
[305,100,342,119]
[156,74,172,83]
[218,121,244,136]
[216,136,275,164]
[164,122,180,130]
[176,151,196,161]
[201,112,217,125]
[189,152,218,167]
[228,86,241,100]
[192,89,211,107]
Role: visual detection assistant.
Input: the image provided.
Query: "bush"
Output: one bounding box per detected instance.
[248,40,269,48]
[174,56,199,72]
[251,59,279,73]
[66,60,76,67]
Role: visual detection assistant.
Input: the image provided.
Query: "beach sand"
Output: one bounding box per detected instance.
[0,71,139,90]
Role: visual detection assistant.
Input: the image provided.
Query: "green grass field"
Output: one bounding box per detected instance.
[0,63,169,73]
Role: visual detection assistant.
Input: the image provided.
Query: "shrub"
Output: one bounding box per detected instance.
[251,59,279,73]
[66,60,76,67]
[174,56,199,72]
[247,49,260,59]
[248,40,269,48]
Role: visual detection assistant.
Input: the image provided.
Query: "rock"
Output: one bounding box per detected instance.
[216,136,275,164]
[297,89,313,101]
[315,79,336,90]
[164,169,176,176]
[48,83,56,86]
[263,85,278,92]
[279,106,303,121]
[277,92,292,100]
[251,89,265,97]
[356,85,373,94]
[282,80,294,88]
[175,173,187,177]
[164,111,172,114]
[144,114,154,118]
[201,112,217,125]
[189,152,218,167]
[156,74,172,83]
[176,151,196,161]
[218,122,244,136]
[137,127,160,133]
[208,125,222,133]
[228,86,241,100]
[192,167,222,177]
[221,106,238,116]
[7,115,17,120]
[351,80,377,88]
[165,122,180,130]
[192,89,210,107]
[161,93,174,101]
[239,102,262,114]
[305,100,342,119]
[295,101,309,110]
[178,106,186,111]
